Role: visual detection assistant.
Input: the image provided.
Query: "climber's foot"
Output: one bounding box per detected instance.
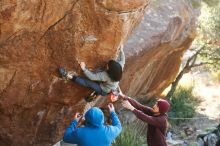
[84,91,97,102]
[59,68,68,78]
[68,71,78,78]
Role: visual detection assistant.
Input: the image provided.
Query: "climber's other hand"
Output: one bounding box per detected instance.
[80,62,86,71]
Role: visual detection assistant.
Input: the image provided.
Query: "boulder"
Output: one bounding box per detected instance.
[0,0,196,145]
[121,0,197,97]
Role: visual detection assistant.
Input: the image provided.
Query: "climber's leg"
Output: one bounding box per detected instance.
[72,76,107,95]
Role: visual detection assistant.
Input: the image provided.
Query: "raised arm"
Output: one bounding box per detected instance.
[116,45,125,69]
[80,62,108,82]
[83,68,108,82]
[124,96,153,115]
[108,111,122,138]
[63,113,81,144]
[107,104,122,140]
[133,109,165,127]
[63,119,79,144]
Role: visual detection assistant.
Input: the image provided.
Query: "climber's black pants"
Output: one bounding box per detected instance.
[71,76,108,96]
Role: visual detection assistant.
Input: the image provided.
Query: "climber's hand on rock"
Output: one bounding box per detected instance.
[80,62,86,71]
[120,44,124,50]
[74,112,82,122]
[108,103,115,112]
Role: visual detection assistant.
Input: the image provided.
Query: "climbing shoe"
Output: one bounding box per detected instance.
[59,68,68,78]
[84,91,97,102]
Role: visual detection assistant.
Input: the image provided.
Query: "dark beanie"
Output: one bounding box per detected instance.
[157,99,170,114]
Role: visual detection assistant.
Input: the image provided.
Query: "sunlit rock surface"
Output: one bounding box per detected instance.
[0,0,196,145]
[122,0,197,97]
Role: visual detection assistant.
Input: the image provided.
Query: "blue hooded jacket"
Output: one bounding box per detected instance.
[63,107,122,146]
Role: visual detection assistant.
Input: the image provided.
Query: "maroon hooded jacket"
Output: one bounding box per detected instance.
[126,97,168,146]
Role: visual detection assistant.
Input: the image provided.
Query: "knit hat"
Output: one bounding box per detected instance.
[157,99,170,114]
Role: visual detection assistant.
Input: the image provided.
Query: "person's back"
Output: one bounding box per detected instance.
[63,106,121,146]
[75,125,117,146]
[99,72,119,92]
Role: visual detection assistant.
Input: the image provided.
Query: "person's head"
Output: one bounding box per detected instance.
[85,107,104,127]
[107,60,122,81]
[152,99,170,115]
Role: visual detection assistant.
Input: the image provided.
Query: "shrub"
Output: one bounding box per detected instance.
[167,86,200,125]
[112,122,146,146]
[212,70,220,83]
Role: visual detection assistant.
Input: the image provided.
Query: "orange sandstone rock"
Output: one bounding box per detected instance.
[0,0,196,145]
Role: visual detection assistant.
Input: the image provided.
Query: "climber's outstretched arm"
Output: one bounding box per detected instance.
[80,62,108,82]
[116,45,125,69]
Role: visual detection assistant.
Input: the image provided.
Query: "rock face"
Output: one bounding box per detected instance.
[0,0,196,145]
[121,0,197,98]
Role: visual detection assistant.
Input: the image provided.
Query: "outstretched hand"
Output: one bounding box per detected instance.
[74,112,82,122]
[108,103,115,112]
[122,100,135,111]
[118,87,125,99]
[80,62,86,71]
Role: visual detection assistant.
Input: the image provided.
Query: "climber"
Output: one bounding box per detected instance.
[63,103,122,146]
[59,44,125,102]
[119,91,170,146]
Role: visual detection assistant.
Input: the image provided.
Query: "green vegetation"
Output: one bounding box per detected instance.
[112,122,146,146]
[167,86,200,125]
[198,2,220,40]
[189,0,202,8]
[212,70,220,83]
[189,0,220,71]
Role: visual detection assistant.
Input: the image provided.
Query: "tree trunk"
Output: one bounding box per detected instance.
[165,69,185,100]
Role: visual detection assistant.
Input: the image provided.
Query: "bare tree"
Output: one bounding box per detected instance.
[165,45,220,100]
